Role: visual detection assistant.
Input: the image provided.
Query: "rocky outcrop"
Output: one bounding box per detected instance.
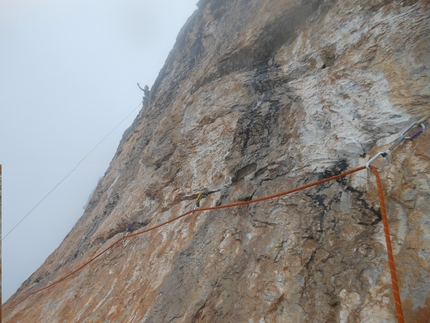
[4,0,430,322]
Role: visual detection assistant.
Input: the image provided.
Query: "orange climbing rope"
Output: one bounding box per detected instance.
[370,165,404,323]
[7,166,364,308]
[8,165,404,322]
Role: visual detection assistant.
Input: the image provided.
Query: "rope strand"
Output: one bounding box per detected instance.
[7,166,365,308]
[2,102,142,241]
[8,164,404,323]
[370,166,404,323]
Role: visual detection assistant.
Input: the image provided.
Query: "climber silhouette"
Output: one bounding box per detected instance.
[137,83,150,105]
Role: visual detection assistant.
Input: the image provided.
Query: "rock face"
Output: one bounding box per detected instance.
[4,0,430,322]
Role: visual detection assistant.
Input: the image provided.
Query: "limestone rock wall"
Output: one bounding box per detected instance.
[4,0,430,322]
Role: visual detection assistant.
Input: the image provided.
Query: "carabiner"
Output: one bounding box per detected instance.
[400,122,417,138]
[366,151,387,172]
[404,123,426,139]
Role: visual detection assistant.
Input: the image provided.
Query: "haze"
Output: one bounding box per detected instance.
[1,0,197,302]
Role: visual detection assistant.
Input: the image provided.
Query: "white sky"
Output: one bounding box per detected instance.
[0,0,198,302]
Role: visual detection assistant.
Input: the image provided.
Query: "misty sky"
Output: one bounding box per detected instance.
[1,0,198,302]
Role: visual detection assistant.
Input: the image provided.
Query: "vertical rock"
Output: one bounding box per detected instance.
[3,1,430,322]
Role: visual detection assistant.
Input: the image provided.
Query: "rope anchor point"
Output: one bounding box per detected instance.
[367,116,428,172]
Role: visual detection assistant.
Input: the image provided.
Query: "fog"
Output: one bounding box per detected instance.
[1,0,197,302]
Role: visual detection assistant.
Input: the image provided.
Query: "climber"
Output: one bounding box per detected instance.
[137,83,150,105]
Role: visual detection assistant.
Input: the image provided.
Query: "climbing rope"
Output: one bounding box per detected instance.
[4,166,405,321]
[6,165,366,309]
[6,164,404,323]
[370,165,404,323]
[2,101,143,242]
[8,113,429,319]
[363,114,430,323]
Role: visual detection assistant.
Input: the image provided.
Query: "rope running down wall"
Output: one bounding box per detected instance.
[7,165,405,323]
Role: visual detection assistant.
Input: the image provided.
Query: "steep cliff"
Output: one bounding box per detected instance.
[4,0,430,322]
